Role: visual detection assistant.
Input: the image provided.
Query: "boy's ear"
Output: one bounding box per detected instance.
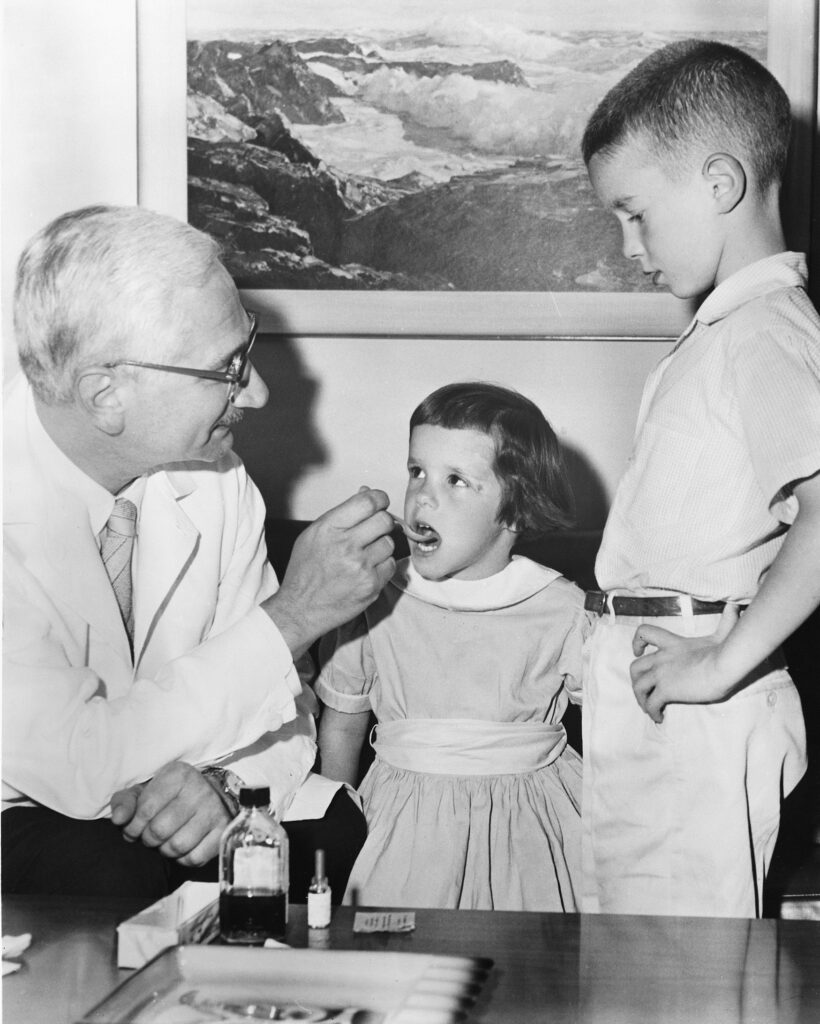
[702,152,746,213]
[75,367,128,436]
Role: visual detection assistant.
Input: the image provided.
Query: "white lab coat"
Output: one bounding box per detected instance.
[2,374,319,819]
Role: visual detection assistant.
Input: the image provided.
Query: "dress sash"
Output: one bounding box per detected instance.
[371,718,568,776]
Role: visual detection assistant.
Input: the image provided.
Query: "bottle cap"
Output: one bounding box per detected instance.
[239,785,271,808]
[311,848,327,885]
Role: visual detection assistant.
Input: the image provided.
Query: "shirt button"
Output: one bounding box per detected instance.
[767,691,777,707]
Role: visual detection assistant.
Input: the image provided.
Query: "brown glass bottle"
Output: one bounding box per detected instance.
[218,786,289,944]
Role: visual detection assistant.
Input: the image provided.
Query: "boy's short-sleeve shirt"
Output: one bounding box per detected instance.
[596,252,820,601]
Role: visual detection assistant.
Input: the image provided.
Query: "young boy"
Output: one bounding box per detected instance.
[580,39,820,917]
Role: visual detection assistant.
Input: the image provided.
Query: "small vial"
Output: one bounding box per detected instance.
[219,786,289,944]
[307,848,332,929]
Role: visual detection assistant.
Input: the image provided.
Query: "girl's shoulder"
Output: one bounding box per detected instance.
[512,556,587,609]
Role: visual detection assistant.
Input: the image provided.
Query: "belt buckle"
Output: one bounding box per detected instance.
[585,590,607,616]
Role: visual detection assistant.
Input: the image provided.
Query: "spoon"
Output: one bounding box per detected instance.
[389,513,429,543]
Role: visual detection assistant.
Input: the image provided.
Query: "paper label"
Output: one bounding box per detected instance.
[233,847,281,890]
[352,911,416,933]
[307,890,332,928]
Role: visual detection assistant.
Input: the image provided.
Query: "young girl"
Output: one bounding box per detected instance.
[316,382,589,911]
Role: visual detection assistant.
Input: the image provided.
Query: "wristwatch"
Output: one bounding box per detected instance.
[200,765,243,819]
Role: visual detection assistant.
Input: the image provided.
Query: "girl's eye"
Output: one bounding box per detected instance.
[628,212,644,223]
[408,465,423,479]
[447,474,467,487]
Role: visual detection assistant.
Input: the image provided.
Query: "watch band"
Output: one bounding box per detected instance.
[200,765,243,819]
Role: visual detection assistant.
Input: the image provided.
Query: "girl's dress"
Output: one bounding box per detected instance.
[315,555,589,911]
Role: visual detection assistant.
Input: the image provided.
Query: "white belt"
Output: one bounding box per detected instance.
[371,718,567,776]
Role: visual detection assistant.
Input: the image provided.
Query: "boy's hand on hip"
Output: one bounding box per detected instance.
[629,604,742,722]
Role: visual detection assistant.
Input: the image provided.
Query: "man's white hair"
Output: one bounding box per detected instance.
[14,204,223,403]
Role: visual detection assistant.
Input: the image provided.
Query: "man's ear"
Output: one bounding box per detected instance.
[75,367,127,436]
[702,152,746,213]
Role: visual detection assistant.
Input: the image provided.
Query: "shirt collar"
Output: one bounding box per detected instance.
[391,555,560,612]
[693,251,808,328]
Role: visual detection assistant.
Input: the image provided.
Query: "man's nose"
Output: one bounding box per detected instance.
[235,364,269,409]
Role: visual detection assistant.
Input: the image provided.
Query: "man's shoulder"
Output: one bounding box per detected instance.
[3,376,42,513]
[3,373,31,431]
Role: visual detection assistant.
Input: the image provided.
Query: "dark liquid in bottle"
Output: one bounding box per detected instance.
[220,890,287,944]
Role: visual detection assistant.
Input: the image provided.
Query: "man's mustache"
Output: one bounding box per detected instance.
[219,407,244,428]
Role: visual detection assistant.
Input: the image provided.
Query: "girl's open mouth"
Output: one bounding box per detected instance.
[412,522,441,553]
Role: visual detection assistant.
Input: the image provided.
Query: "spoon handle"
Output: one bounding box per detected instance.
[390,514,427,542]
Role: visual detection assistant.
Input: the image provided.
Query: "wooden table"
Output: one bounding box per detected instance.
[3,896,820,1023]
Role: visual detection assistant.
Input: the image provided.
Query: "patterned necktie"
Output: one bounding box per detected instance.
[100,497,137,645]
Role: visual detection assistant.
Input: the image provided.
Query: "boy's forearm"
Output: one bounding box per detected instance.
[717,472,820,689]
[631,472,820,722]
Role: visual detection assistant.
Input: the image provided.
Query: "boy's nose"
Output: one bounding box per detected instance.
[621,224,645,261]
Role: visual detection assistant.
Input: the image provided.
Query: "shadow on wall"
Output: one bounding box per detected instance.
[231,333,327,517]
[563,443,609,531]
[232,338,611,529]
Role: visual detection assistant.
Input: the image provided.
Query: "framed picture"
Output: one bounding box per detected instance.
[137,0,817,337]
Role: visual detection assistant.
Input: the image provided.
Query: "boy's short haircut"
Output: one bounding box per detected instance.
[409,381,575,541]
[581,39,791,192]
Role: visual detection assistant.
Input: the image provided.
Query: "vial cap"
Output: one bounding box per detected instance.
[239,785,271,807]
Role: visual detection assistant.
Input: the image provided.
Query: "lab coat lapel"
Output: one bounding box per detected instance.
[40,489,129,655]
[133,471,200,667]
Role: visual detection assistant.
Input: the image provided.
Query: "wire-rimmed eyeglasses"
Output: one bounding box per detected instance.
[104,309,258,404]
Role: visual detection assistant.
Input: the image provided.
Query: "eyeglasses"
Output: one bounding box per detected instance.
[104,309,259,403]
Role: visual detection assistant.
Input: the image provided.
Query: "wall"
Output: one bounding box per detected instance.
[234,335,669,528]
[1,0,139,376]
[1,0,670,527]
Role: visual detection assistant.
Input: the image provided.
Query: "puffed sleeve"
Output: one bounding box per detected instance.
[557,601,594,706]
[315,613,377,714]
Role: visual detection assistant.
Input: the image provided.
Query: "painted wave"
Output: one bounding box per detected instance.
[292,27,764,180]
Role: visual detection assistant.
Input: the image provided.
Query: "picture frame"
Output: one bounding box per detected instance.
[136,0,817,338]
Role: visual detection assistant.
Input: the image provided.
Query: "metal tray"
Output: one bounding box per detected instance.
[77,945,493,1023]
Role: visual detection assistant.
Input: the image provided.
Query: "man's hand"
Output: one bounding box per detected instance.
[264,487,396,658]
[110,761,230,867]
[629,604,742,723]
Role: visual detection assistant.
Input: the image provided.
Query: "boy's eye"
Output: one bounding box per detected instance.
[447,474,467,487]
[408,465,423,479]
[628,212,644,223]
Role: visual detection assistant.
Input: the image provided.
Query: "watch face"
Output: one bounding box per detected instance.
[203,767,242,811]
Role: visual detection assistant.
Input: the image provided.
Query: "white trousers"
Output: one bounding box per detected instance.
[582,612,806,917]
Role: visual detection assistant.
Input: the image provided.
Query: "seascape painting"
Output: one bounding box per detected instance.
[186,0,768,294]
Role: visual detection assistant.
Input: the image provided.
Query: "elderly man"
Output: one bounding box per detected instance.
[2,205,395,898]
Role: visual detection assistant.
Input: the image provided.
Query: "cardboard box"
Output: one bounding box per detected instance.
[117,881,219,969]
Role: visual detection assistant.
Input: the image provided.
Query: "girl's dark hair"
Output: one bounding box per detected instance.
[409,381,575,542]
